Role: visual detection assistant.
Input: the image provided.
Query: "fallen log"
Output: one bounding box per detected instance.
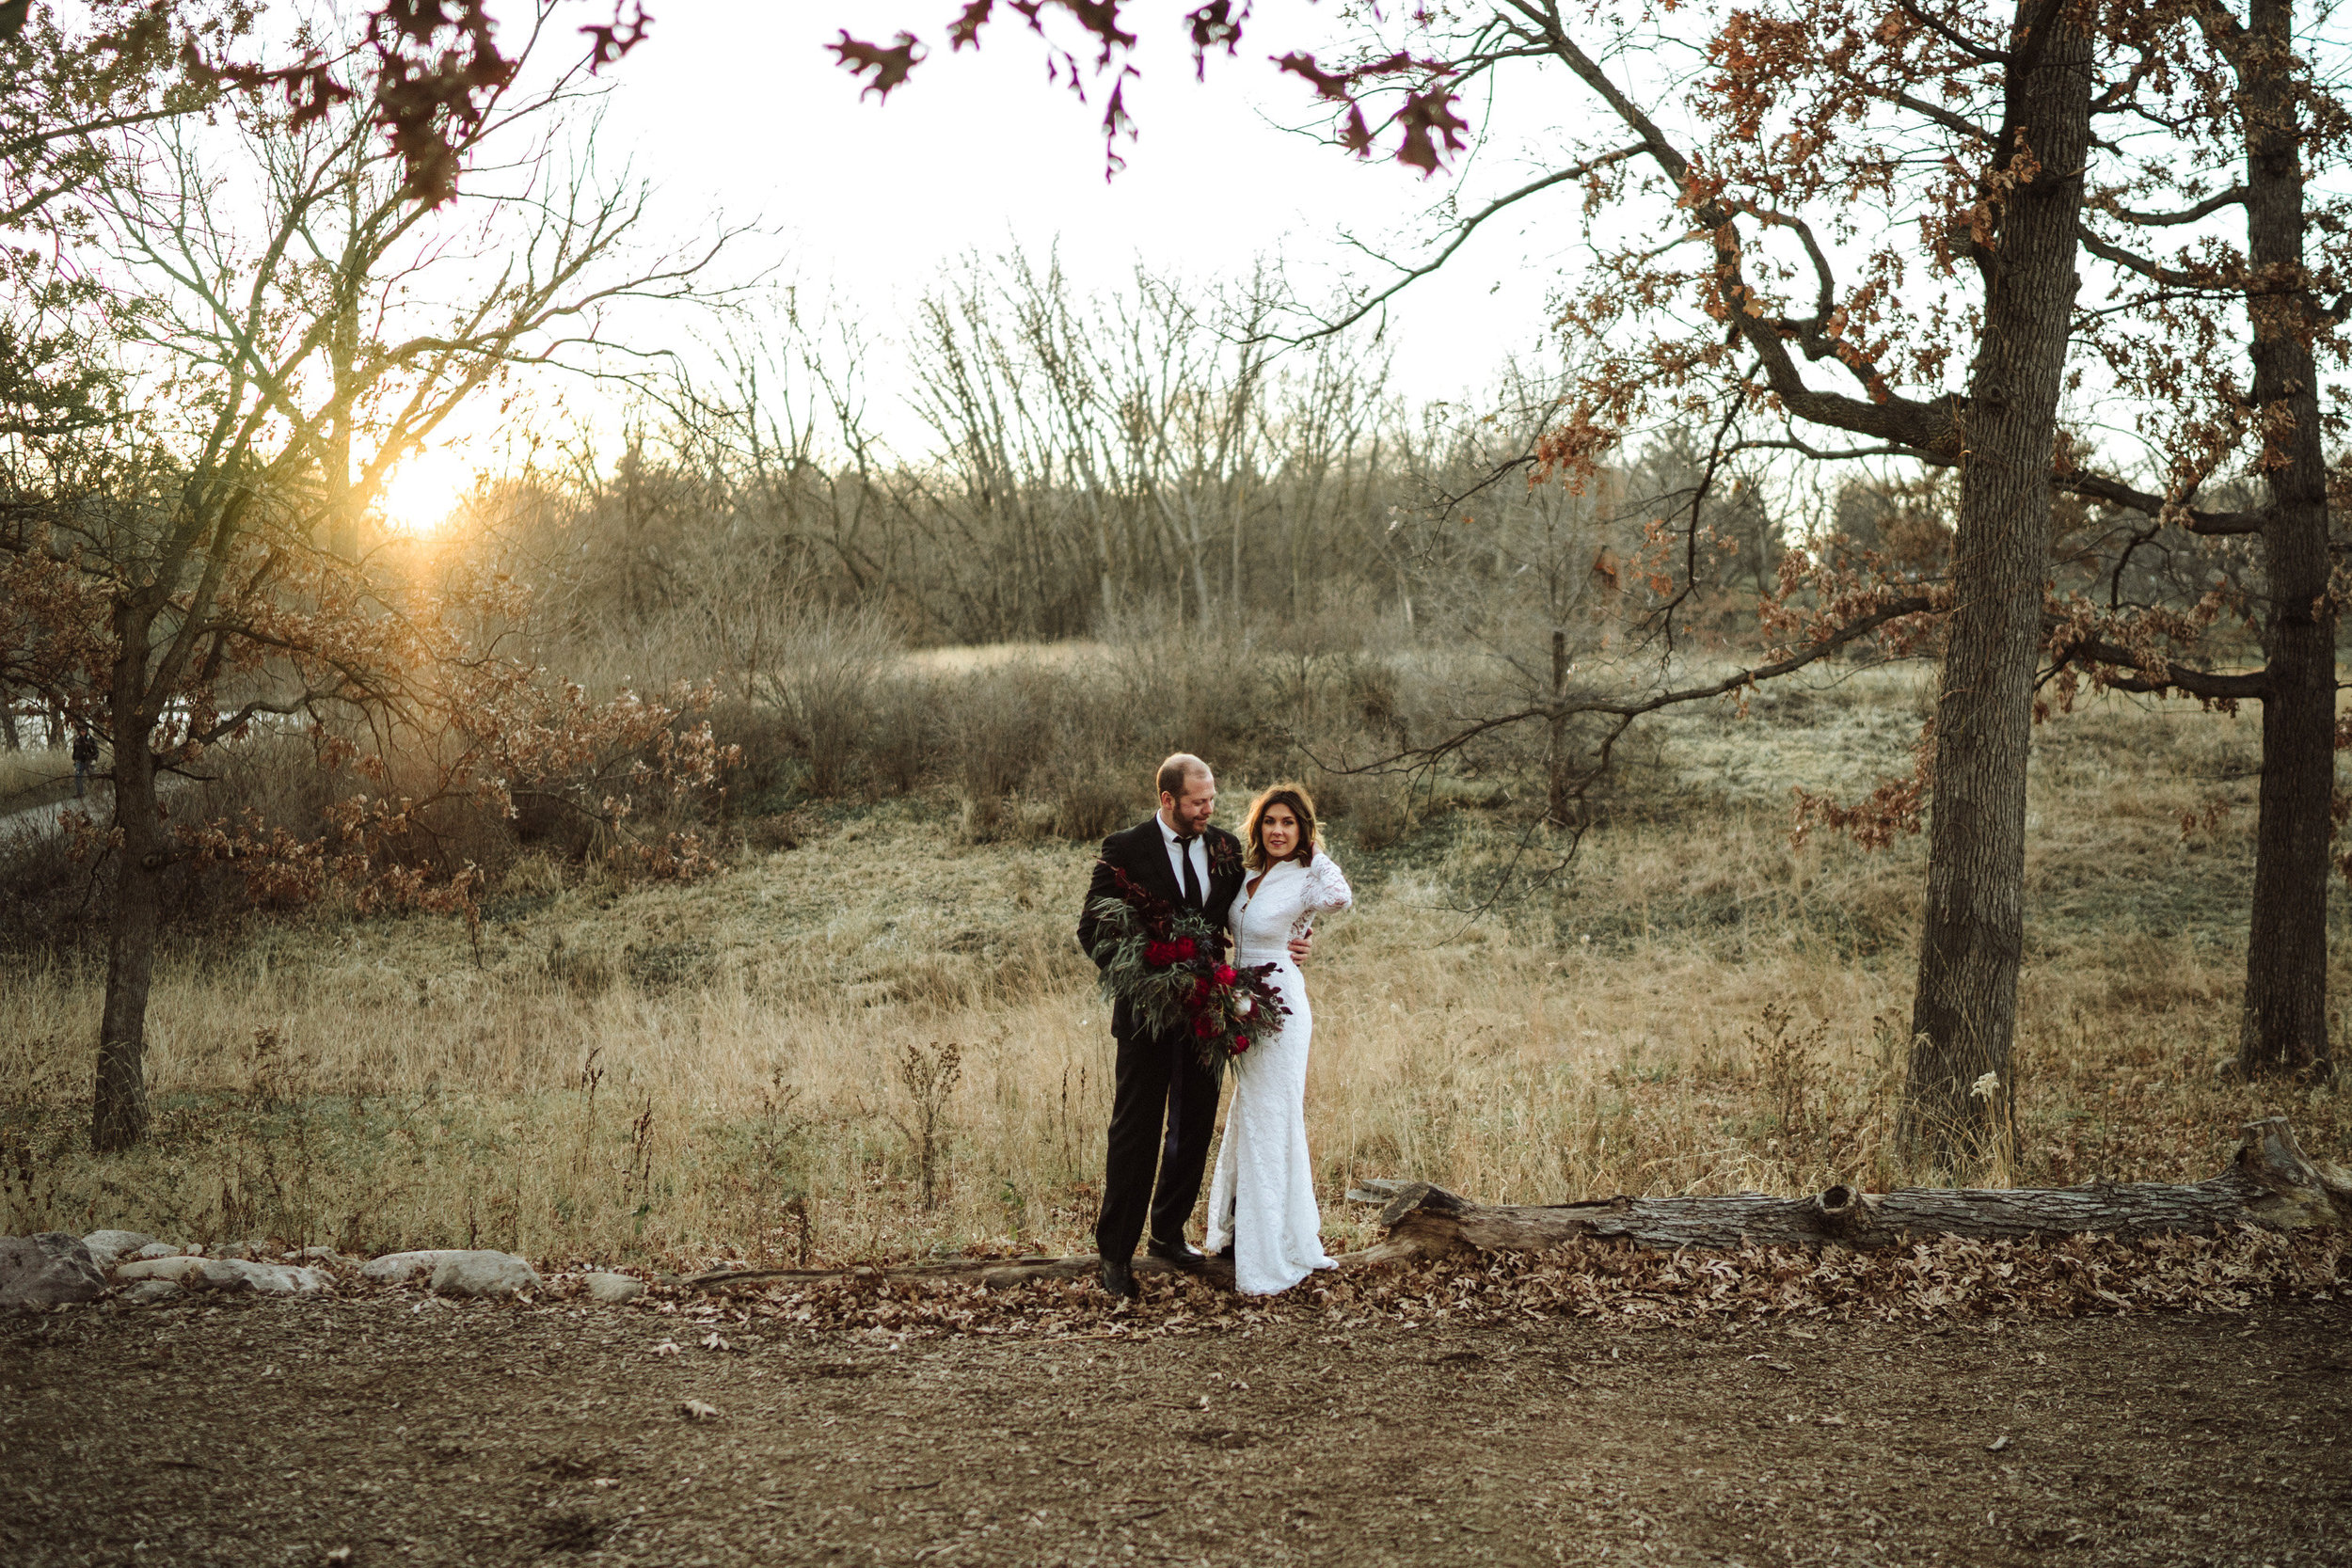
[1356,1116,2352,1264]
[675,1117,2347,1293]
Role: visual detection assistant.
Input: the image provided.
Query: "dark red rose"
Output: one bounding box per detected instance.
[1146,941,1175,968]
[1174,936,1197,960]
[1193,1014,1216,1037]
[1214,963,1236,986]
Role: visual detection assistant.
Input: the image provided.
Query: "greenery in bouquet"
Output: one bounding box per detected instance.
[1086,864,1291,1072]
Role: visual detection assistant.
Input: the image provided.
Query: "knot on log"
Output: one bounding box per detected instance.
[1810,1183,1872,1238]
[1376,1181,1470,1230]
[2233,1117,2352,1227]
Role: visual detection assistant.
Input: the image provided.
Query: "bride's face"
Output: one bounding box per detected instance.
[1260,803,1300,862]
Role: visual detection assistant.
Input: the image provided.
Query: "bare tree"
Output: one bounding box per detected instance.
[0,7,734,1149]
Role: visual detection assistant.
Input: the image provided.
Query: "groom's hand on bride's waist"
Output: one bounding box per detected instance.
[1287,930,1312,964]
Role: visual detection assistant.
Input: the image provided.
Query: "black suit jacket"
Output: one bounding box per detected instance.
[1076,816,1245,1042]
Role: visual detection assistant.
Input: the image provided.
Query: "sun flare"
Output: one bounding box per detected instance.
[376,447,480,535]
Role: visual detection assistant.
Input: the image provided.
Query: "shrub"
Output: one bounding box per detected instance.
[946,662,1052,841]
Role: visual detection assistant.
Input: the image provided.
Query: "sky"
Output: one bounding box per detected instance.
[382,0,1581,525]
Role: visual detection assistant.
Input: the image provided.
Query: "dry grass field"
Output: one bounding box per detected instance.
[2,665,2344,1272]
[0,741,71,814]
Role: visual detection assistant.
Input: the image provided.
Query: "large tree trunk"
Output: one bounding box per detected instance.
[677,1120,2349,1292]
[1903,3,2093,1171]
[90,625,161,1152]
[2233,0,2336,1082]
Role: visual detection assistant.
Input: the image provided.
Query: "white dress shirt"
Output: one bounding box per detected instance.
[1157,812,1209,904]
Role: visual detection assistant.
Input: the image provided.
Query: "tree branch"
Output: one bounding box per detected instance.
[1348,594,1939,776]
[1512,3,1963,456]
[1274,147,1643,346]
[2094,185,2248,227]
[2079,225,2219,289]
[1879,87,1995,143]
[2056,469,2266,534]
[1893,0,2014,65]
[2052,638,2270,700]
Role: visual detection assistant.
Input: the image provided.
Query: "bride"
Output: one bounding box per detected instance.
[1202,783,1353,1295]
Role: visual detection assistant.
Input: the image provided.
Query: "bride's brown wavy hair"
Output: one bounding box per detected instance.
[1241,783,1321,871]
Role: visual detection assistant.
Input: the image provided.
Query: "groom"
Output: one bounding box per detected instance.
[1077,753,1309,1300]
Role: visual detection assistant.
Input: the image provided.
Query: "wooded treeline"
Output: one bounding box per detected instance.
[464,262,1780,655]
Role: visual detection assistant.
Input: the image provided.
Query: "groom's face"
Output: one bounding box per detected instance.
[1163,769,1216,834]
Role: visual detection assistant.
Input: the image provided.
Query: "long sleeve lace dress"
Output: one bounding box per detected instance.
[1200,848,1353,1295]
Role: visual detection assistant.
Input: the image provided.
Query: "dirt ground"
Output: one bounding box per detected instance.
[3,1293,2346,1567]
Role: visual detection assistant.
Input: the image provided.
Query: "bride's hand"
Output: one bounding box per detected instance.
[1287,929,1312,964]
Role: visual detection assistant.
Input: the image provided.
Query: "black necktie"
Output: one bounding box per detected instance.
[1176,832,1201,908]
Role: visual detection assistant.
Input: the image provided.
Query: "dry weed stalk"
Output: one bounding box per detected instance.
[891,1042,963,1212]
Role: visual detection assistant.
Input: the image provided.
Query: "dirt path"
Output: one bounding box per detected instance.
[4,1295,2346,1566]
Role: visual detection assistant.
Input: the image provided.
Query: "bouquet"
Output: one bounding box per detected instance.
[1086,863,1290,1072]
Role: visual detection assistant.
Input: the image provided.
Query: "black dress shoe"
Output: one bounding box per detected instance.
[1098,1258,1140,1301]
[1145,1236,1206,1273]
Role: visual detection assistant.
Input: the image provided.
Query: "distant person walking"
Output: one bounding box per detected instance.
[71,722,97,799]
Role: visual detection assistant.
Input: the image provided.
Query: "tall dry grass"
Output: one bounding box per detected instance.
[0,743,72,811]
[2,670,2344,1269]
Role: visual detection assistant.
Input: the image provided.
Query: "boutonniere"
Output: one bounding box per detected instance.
[1208,833,1241,878]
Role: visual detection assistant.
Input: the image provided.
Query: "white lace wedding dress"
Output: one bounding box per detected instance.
[1202,848,1353,1295]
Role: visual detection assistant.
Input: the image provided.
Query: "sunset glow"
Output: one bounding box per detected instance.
[376,446,479,535]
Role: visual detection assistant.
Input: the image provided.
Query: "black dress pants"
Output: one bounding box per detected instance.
[1095,1027,1221,1263]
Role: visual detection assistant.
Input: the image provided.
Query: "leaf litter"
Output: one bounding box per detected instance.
[649,1226,2344,1340]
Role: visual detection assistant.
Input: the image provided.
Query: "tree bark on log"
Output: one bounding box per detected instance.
[681,1118,2349,1293]
[1353,1117,2351,1265]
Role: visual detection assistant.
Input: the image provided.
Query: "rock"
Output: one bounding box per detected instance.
[0,1233,108,1308]
[204,1260,328,1294]
[80,1230,153,1271]
[582,1272,645,1305]
[122,1279,184,1306]
[116,1256,326,1293]
[286,1246,363,1269]
[360,1248,541,1294]
[134,1242,183,1260]
[428,1251,541,1299]
[360,1249,466,1284]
